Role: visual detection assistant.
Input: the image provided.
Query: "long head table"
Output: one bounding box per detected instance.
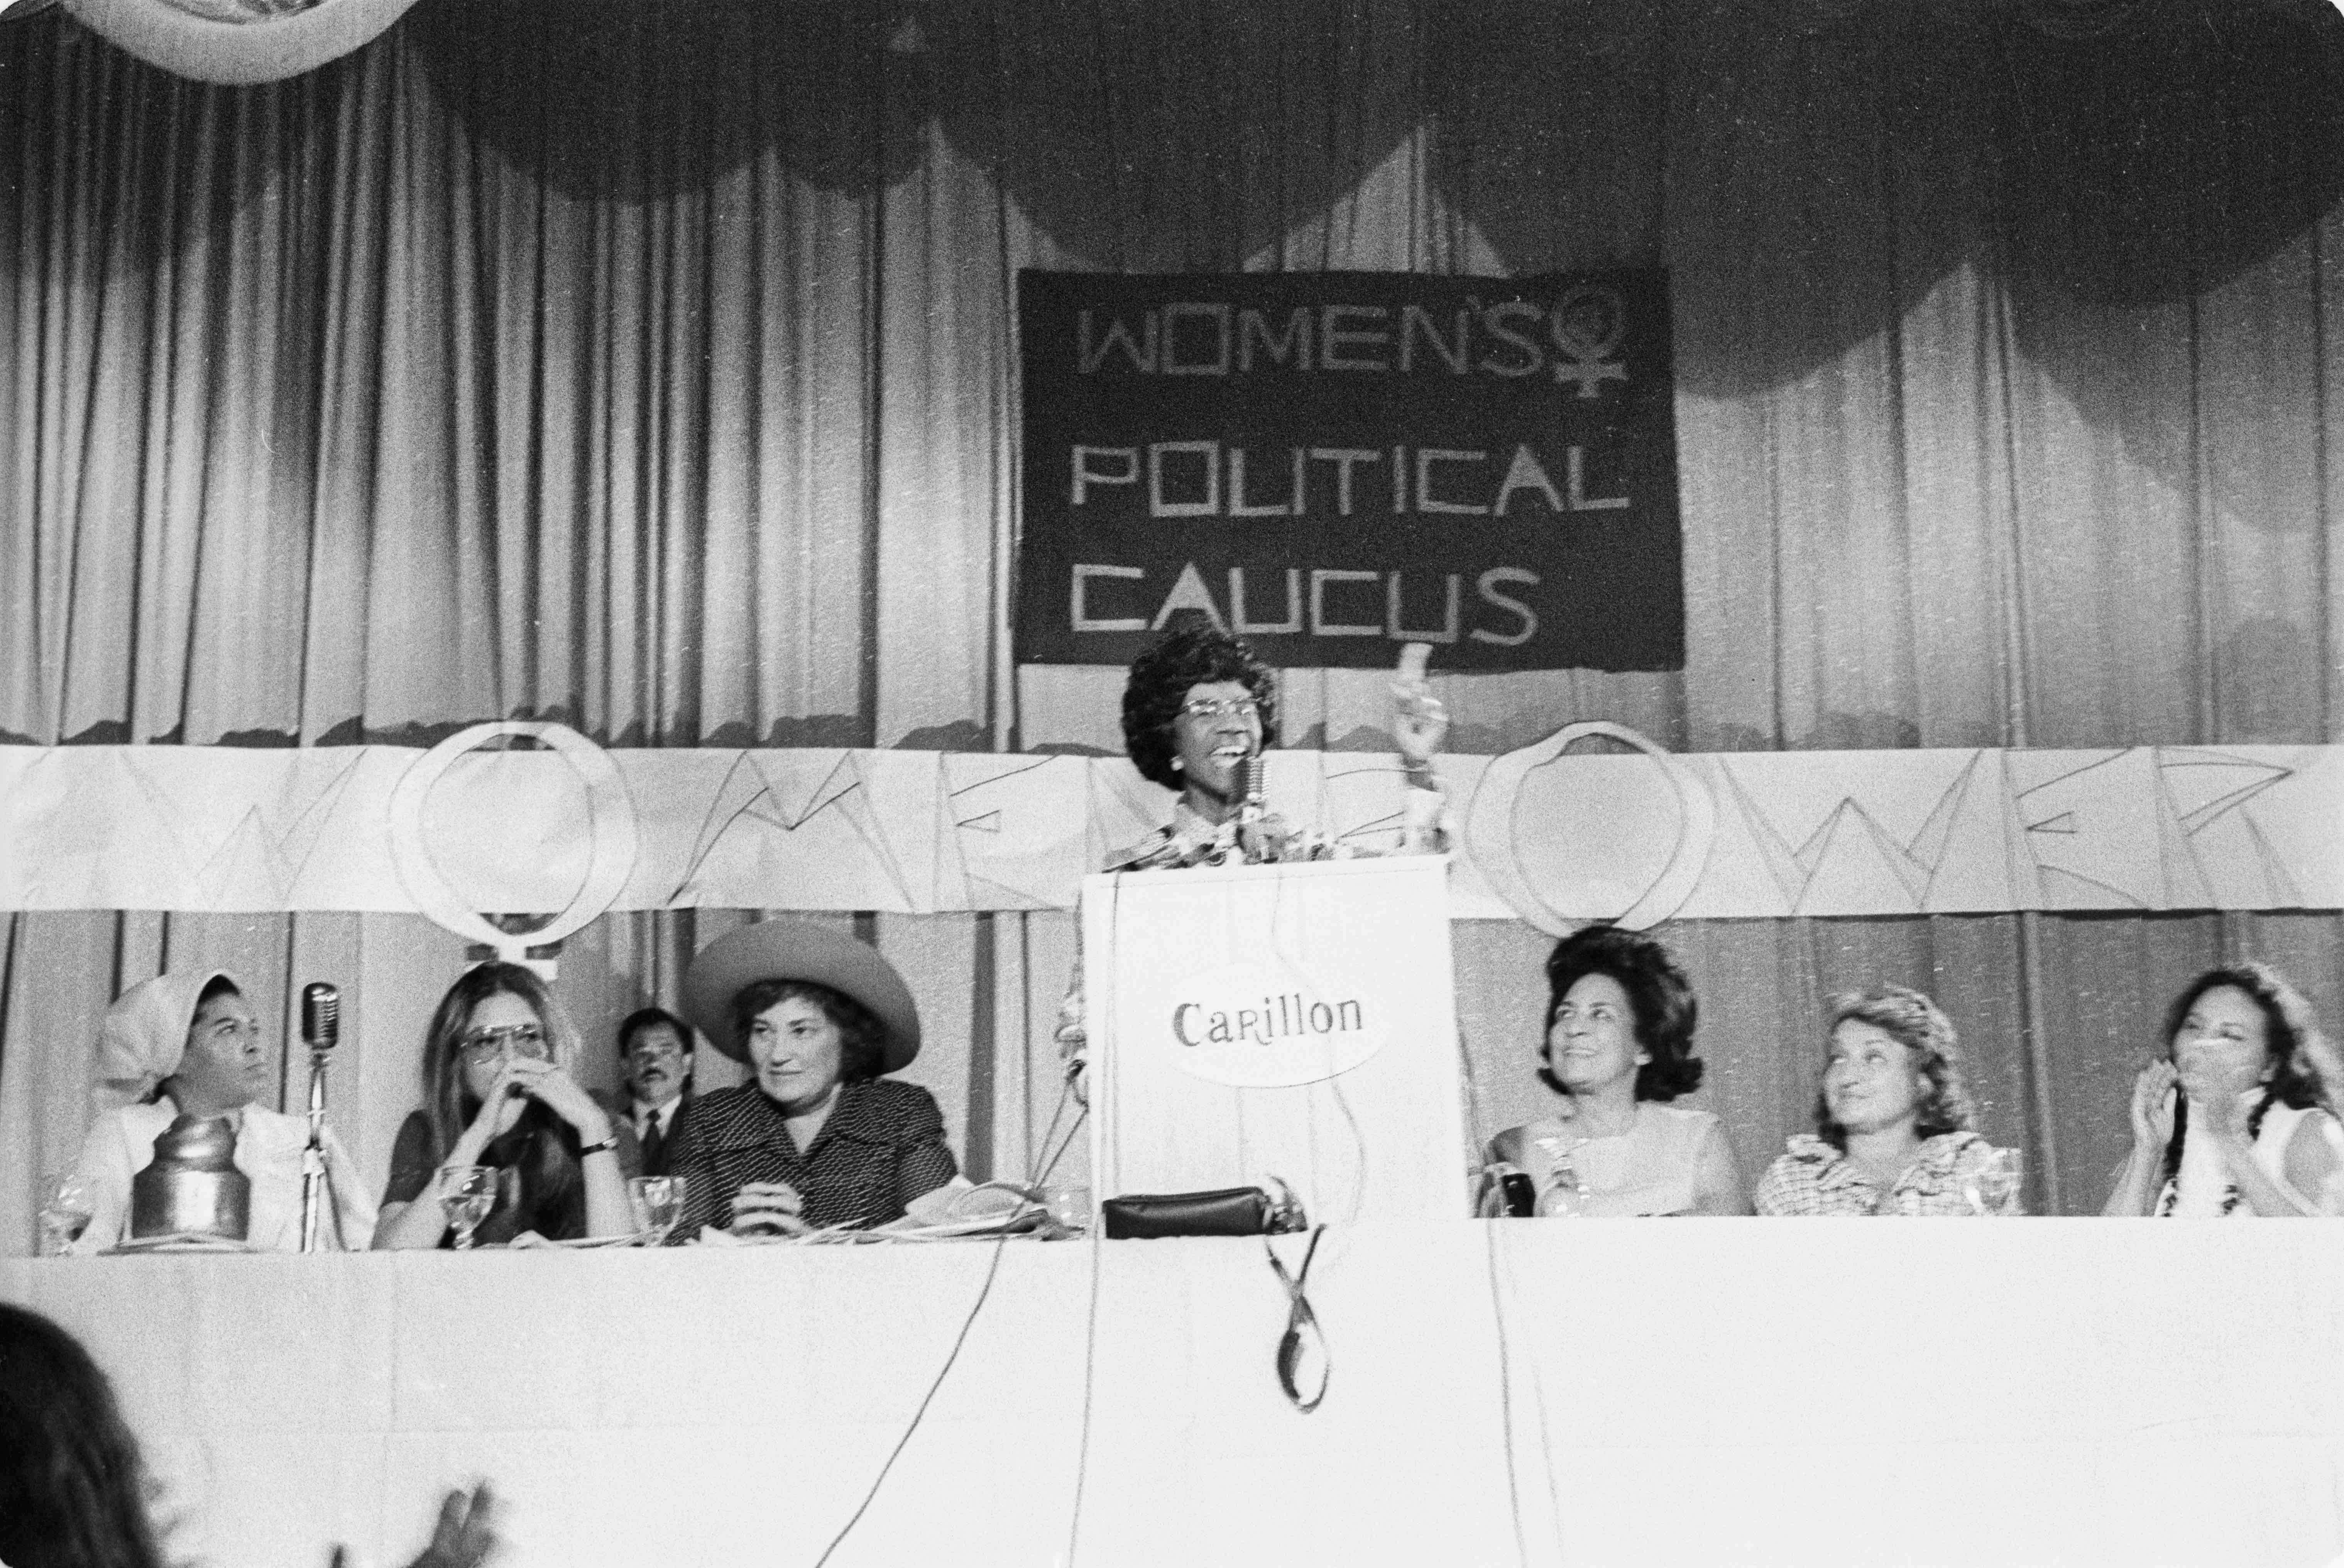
[4,1222,2339,1567]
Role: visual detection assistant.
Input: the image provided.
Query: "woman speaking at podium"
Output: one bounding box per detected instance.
[1055,622,1451,1080]
[1103,622,1448,870]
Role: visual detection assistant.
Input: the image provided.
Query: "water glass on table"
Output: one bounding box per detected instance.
[1529,1135,1588,1217]
[436,1165,496,1250]
[1966,1147,2024,1216]
[628,1174,688,1244]
[37,1171,93,1255]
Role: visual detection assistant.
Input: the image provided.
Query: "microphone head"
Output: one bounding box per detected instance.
[1241,751,1266,805]
[301,983,340,1052]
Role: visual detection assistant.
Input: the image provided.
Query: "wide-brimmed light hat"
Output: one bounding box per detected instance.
[681,921,922,1072]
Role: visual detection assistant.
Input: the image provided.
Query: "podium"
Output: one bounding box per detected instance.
[1084,855,1471,1225]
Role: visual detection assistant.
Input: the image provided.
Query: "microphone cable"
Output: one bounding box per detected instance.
[1480,1221,1537,1568]
[1062,1218,1106,1568]
[810,1233,1011,1568]
[1028,1068,1089,1191]
[1458,1001,1539,1563]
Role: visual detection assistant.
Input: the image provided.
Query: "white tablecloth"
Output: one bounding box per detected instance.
[5,1221,2340,1567]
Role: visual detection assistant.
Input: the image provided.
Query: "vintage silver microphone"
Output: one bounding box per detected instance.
[1235,748,1268,863]
[298,982,342,1252]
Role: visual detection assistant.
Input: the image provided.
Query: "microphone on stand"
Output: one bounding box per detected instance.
[299,982,342,1252]
[303,982,340,1055]
[1235,749,1268,864]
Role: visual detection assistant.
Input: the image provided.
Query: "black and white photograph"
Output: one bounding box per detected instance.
[3,1,2343,1563]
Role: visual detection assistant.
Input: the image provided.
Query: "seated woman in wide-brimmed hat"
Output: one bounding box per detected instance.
[665,921,957,1240]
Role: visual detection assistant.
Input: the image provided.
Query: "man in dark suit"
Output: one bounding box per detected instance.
[604,1006,695,1177]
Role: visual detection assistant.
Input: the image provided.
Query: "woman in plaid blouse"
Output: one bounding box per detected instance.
[667,921,957,1239]
[1752,985,2011,1216]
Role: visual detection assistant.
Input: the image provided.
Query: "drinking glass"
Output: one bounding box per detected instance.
[437,1165,496,1250]
[37,1172,94,1256]
[628,1174,687,1244]
[1529,1135,1588,1218]
[1967,1148,2025,1216]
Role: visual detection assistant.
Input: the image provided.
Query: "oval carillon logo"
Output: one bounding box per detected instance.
[1150,961,1389,1087]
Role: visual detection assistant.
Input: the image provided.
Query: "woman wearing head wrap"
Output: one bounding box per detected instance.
[665,920,956,1240]
[67,971,376,1252]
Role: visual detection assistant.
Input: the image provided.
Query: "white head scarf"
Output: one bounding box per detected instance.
[92,969,242,1114]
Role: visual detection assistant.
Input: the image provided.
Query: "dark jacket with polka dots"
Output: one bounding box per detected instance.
[667,1077,957,1239]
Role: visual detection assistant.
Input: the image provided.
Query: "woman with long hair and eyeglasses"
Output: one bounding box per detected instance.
[2104,961,2344,1218]
[372,962,634,1247]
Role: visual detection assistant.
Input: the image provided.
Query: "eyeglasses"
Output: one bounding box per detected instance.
[627,1039,689,1062]
[456,1023,550,1067]
[1180,697,1260,722]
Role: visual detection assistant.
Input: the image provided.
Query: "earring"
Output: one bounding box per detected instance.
[1171,757,1184,772]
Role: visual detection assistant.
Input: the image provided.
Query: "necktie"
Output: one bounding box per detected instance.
[640,1111,665,1172]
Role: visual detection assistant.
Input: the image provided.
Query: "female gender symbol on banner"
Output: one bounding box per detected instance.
[1548,282,1630,397]
[1464,719,1716,934]
[387,721,639,965]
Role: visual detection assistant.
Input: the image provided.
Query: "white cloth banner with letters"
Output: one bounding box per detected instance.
[2,724,2337,933]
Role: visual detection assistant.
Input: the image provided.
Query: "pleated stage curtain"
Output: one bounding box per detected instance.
[3,0,2342,1245]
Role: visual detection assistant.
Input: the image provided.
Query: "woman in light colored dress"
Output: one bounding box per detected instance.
[2103,961,2344,1218]
[1754,985,2013,1216]
[1487,925,1745,1216]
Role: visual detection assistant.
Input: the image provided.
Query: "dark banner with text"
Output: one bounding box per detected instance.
[1013,269,1684,672]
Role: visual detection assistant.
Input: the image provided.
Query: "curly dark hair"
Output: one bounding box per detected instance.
[730,978,888,1086]
[1120,622,1278,790]
[0,1304,170,1568]
[1814,985,1977,1151]
[1541,925,1703,1102]
[2159,961,2327,1191]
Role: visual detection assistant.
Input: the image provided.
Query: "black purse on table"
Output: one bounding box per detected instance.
[1099,1176,1307,1239]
